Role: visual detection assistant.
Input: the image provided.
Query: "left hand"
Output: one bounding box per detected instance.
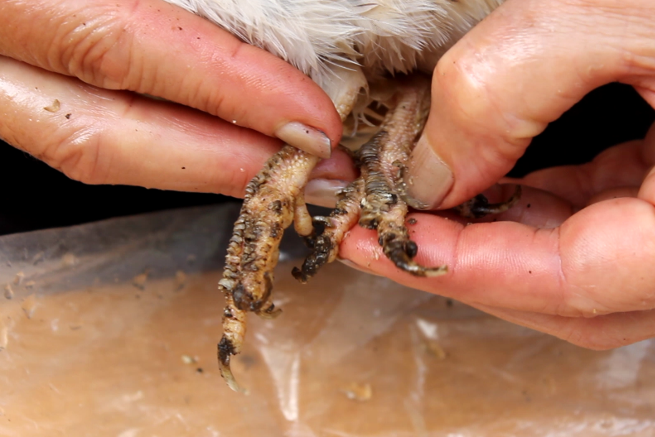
[0,0,352,199]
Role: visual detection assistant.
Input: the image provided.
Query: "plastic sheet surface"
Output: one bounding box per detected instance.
[1,205,654,436]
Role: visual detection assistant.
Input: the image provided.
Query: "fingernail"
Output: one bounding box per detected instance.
[275,122,331,159]
[304,179,350,208]
[407,134,454,209]
[337,258,382,277]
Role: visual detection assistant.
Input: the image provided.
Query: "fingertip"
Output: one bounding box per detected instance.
[406,134,454,209]
[275,122,332,158]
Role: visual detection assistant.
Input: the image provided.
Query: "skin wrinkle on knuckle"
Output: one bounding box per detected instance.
[54,10,129,88]
[50,1,155,94]
[39,125,107,185]
[554,226,587,316]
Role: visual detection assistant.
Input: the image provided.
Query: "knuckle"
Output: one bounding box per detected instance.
[52,1,141,90]
[44,129,108,186]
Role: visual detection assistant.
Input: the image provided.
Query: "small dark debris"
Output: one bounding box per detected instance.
[445,298,454,307]
[181,167,186,170]
[196,367,204,373]
[65,113,71,119]
[527,203,531,208]
[407,218,417,225]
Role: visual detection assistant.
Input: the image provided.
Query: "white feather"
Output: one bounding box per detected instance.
[163,0,504,87]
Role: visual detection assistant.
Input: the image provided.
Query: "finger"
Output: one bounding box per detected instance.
[477,184,573,229]
[511,139,651,207]
[0,56,354,195]
[472,304,655,350]
[437,183,573,229]
[340,197,655,318]
[637,124,655,203]
[406,0,655,209]
[0,0,341,157]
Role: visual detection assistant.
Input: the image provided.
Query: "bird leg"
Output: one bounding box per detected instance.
[294,75,448,282]
[218,146,317,392]
[358,76,447,277]
[217,65,366,392]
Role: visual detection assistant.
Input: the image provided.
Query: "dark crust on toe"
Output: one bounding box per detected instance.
[218,337,236,368]
[454,185,522,219]
[292,235,333,283]
[293,177,365,283]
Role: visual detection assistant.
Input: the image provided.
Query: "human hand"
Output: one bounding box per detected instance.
[0,0,353,202]
[340,0,655,349]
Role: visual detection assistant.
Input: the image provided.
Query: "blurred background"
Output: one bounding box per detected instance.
[1,83,653,236]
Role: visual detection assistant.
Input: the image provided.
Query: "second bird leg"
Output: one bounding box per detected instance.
[358,76,447,277]
[295,75,448,282]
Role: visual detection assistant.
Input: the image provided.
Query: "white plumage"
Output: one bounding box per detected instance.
[164,0,503,88]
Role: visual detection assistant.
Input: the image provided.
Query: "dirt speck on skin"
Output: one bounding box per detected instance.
[43,99,61,113]
[181,355,198,365]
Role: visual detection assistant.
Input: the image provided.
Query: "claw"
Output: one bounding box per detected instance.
[381,235,448,277]
[454,185,522,219]
[218,336,246,393]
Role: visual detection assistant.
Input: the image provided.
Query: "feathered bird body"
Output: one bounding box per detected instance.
[166,0,503,88]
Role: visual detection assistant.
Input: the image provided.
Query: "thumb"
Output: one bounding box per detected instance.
[408,0,655,209]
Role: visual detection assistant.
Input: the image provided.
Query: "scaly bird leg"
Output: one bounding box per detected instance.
[359,75,447,277]
[218,64,366,392]
[218,146,317,392]
[295,75,447,282]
